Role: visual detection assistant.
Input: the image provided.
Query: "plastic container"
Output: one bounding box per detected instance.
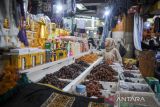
[119,81,153,93]
[74,85,87,96]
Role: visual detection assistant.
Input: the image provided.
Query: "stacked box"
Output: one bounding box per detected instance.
[9,48,30,70]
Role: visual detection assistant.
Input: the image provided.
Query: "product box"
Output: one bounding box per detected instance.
[29,48,42,67]
[55,49,67,60]
[38,49,46,64]
[6,50,30,70]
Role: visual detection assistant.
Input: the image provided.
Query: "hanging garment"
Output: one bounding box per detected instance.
[154,17,160,33]
[119,43,126,57]
[18,28,29,46]
[0,0,24,48]
[134,13,143,51]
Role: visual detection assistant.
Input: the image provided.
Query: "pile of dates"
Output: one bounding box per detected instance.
[54,63,85,79]
[75,60,90,68]
[69,63,85,72]
[83,80,103,97]
[54,66,81,79]
[87,63,118,82]
[40,74,69,89]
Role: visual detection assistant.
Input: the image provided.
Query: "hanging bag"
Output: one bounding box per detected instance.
[119,43,126,57]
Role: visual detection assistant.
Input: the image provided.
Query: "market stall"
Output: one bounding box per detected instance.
[1,0,160,107]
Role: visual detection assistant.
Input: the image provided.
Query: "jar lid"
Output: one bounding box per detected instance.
[76,85,86,93]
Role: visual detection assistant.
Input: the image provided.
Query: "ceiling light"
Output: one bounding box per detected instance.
[56,4,63,13]
[76,3,87,10]
[104,10,110,16]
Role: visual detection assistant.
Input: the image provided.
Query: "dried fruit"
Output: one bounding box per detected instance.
[40,74,69,89]
[82,80,103,97]
[87,63,118,82]
[77,53,98,63]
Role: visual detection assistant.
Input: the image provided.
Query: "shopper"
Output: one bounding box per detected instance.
[88,37,96,49]
[104,38,122,64]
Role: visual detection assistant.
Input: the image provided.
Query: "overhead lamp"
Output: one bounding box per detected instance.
[56,4,63,13]
[104,10,110,16]
[76,3,87,10]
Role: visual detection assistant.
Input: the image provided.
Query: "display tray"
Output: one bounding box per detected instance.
[63,57,103,92]
[110,64,125,80]
[118,81,153,93]
[72,80,118,98]
[81,80,118,92]
[124,69,140,73]
[123,72,143,78]
[38,77,70,89]
[99,81,118,92]
[124,78,147,84]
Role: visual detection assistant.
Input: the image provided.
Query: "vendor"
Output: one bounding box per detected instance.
[104,38,122,64]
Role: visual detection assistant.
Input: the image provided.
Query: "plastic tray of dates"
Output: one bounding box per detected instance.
[81,80,117,98]
[82,80,104,98]
[119,81,153,93]
[123,72,142,78]
[124,78,147,84]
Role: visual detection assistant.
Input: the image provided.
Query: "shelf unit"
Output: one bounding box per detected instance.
[26,51,91,82]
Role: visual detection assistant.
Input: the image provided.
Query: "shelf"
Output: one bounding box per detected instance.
[63,57,103,92]
[26,51,91,82]
[20,57,73,74]
[20,51,91,74]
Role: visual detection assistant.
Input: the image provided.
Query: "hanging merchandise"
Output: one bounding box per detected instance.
[0,36,6,48]
[154,17,160,33]
[8,23,19,47]
[66,0,76,16]
[101,5,114,49]
[28,0,42,15]
[134,13,143,51]
[18,28,29,47]
[0,0,28,48]
[0,23,6,48]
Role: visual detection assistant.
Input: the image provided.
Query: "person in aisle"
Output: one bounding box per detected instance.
[104,38,122,64]
[88,37,96,49]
